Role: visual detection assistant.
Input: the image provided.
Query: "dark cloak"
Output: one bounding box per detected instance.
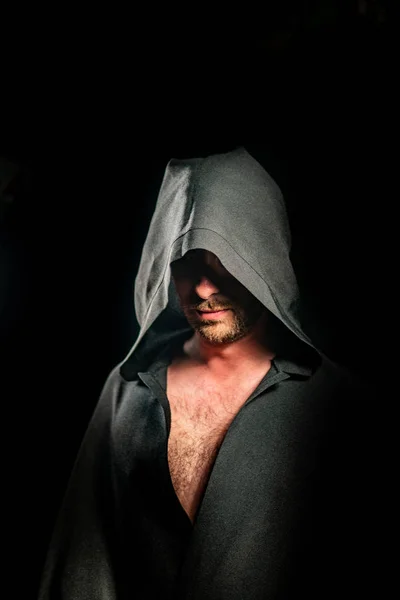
[39,148,379,599]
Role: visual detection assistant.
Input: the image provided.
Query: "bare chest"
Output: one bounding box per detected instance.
[166,368,256,522]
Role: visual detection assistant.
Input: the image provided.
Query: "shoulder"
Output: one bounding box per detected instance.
[93,365,147,424]
[318,354,370,390]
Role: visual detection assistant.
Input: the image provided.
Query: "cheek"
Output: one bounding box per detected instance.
[232,291,263,316]
[227,285,251,307]
[172,277,192,302]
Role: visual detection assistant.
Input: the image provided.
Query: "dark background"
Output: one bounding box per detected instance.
[1,1,397,596]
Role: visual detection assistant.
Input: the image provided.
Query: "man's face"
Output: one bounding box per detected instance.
[170,249,266,344]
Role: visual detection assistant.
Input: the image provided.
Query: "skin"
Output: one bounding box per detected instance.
[170,249,275,380]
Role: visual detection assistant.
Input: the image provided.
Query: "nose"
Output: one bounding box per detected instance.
[195,275,220,299]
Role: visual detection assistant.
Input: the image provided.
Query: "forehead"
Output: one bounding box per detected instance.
[173,248,241,283]
[183,249,219,262]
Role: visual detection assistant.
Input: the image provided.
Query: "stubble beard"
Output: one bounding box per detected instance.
[186,307,261,345]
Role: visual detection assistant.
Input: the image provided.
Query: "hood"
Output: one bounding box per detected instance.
[120,147,320,378]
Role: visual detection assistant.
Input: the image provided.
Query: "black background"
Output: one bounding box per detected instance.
[1,2,397,596]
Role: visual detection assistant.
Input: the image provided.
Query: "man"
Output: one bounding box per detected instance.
[39,147,378,599]
[168,247,281,524]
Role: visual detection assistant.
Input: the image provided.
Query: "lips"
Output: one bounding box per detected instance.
[196,309,231,320]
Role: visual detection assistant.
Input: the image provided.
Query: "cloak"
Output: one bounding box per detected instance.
[39,148,377,599]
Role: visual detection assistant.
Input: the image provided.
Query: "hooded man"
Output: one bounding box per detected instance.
[38,147,377,599]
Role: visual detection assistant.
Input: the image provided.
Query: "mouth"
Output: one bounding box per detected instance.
[196,309,231,320]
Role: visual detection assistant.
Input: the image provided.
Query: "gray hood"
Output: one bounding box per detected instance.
[122,146,318,372]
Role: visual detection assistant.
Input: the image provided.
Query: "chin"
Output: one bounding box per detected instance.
[197,324,249,345]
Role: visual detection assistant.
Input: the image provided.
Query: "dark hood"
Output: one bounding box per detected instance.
[121,146,320,377]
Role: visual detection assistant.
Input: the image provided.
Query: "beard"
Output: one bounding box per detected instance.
[185,301,265,345]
